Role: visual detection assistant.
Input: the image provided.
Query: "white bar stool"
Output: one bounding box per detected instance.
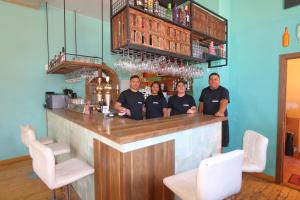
[163,150,244,200]
[21,125,54,145]
[30,140,94,200]
[242,130,269,173]
[21,125,70,156]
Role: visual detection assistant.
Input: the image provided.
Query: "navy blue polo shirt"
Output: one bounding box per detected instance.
[199,86,230,116]
[168,94,196,116]
[117,89,145,120]
[145,95,168,119]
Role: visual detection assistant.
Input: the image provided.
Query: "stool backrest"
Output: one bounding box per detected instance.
[197,150,244,200]
[29,140,56,189]
[243,130,268,171]
[20,125,36,147]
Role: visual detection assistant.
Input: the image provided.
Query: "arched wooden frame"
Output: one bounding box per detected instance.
[85,63,120,106]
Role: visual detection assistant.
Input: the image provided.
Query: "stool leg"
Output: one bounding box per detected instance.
[67,184,71,200]
[52,190,56,200]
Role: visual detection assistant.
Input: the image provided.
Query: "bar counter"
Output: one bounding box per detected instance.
[47,109,226,200]
[48,109,226,144]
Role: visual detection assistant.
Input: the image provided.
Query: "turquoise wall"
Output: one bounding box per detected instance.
[225,0,300,176]
[0,1,222,160]
[0,2,65,160]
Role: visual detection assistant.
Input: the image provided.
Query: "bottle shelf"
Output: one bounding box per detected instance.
[47,61,101,74]
[111,0,228,68]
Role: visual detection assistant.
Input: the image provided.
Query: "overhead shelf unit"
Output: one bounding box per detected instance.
[111,0,228,68]
[45,0,103,75]
[47,59,101,74]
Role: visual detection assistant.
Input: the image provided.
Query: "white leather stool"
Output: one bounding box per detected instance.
[21,125,70,156]
[21,125,54,145]
[30,140,94,200]
[242,130,269,172]
[164,150,244,200]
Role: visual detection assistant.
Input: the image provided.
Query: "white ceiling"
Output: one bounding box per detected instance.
[46,0,111,20]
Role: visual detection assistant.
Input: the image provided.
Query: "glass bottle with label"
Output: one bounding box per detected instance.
[136,0,144,9]
[167,2,172,20]
[184,5,190,27]
[153,0,159,14]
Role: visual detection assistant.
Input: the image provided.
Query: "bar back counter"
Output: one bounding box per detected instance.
[47,109,226,200]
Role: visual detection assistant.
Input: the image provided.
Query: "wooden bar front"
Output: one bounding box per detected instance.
[94,140,175,200]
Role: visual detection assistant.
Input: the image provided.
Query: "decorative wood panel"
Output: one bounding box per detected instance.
[192,5,226,42]
[128,8,191,56]
[94,140,175,200]
[112,9,128,50]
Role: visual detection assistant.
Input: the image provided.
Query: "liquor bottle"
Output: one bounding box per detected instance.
[209,41,216,55]
[167,2,172,20]
[153,0,159,14]
[184,5,190,27]
[149,34,153,46]
[136,0,144,9]
[282,27,290,48]
[142,32,145,44]
[144,0,148,11]
[173,2,179,22]
[60,47,66,62]
[219,44,224,58]
[148,0,153,13]
[179,8,184,25]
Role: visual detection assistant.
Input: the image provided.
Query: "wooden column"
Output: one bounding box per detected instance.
[94,140,175,200]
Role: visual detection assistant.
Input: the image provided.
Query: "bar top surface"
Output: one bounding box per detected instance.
[48,109,226,144]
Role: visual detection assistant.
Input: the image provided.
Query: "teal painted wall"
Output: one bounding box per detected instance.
[0,2,65,160]
[0,1,222,160]
[225,0,300,176]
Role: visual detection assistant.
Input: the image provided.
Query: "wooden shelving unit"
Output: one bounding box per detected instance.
[111,0,228,68]
[47,61,101,74]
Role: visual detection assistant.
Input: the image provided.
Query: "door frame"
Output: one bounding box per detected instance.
[276,52,300,184]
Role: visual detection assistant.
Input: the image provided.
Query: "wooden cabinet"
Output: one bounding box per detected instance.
[192,4,227,42]
[111,1,228,67]
[112,8,191,56]
[94,140,175,200]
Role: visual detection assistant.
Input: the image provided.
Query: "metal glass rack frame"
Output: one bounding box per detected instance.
[110,0,228,68]
[45,0,104,74]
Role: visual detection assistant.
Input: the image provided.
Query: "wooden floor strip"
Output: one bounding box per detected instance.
[0,159,300,200]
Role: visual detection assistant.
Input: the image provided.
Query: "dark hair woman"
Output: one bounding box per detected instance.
[167,80,197,116]
[145,81,168,119]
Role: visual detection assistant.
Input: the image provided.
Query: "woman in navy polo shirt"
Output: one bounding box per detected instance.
[168,80,197,116]
[145,81,168,119]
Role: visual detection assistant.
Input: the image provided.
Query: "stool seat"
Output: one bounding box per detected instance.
[21,125,70,157]
[39,137,55,145]
[242,130,268,173]
[164,169,197,200]
[48,142,71,156]
[242,160,261,172]
[30,140,94,200]
[54,158,95,189]
[163,150,244,200]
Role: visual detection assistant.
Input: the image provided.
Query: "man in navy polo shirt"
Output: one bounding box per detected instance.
[114,75,145,120]
[199,73,230,147]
